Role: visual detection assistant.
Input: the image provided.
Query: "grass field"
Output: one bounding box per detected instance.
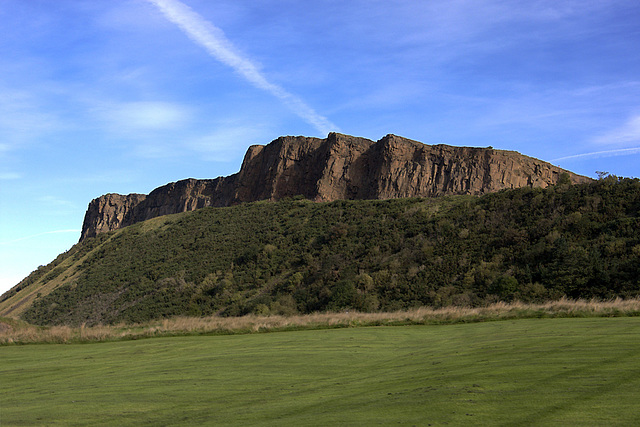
[2,317,640,426]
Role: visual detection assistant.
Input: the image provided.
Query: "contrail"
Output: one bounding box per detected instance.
[0,229,81,245]
[146,0,338,135]
[552,146,640,162]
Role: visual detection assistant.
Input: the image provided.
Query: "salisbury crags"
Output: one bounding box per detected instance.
[80,133,591,241]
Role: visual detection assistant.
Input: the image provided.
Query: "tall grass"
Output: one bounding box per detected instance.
[2,297,640,345]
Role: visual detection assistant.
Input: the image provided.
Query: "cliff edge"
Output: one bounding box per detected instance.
[80,133,591,241]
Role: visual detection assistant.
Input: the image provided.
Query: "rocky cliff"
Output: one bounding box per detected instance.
[80,133,591,241]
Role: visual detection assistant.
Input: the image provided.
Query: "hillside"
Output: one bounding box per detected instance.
[80,133,591,241]
[1,176,638,326]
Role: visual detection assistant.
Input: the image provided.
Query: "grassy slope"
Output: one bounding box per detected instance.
[3,177,640,326]
[3,318,640,425]
[0,216,173,318]
[0,233,115,318]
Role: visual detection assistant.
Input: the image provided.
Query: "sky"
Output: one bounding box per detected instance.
[1,0,639,294]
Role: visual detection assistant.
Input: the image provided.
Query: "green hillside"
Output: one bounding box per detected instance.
[2,175,639,326]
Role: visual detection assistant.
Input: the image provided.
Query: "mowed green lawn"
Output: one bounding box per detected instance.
[3,317,640,426]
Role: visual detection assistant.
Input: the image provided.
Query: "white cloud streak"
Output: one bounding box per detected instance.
[0,229,81,245]
[552,146,640,162]
[146,0,338,135]
[592,115,640,146]
[98,101,191,131]
[553,114,640,161]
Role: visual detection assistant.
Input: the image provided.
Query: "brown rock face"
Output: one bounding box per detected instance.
[79,178,236,241]
[80,133,591,241]
[80,193,147,241]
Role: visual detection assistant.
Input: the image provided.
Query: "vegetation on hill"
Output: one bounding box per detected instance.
[6,175,640,326]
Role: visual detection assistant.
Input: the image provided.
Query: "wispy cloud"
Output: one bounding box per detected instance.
[145,0,338,135]
[553,146,640,162]
[0,172,21,180]
[184,124,267,162]
[97,101,191,132]
[0,229,81,245]
[592,115,640,146]
[555,114,640,161]
[0,87,63,150]
[38,195,75,206]
[132,142,179,160]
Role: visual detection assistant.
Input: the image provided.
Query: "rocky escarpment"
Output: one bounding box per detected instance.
[82,193,147,239]
[80,133,591,241]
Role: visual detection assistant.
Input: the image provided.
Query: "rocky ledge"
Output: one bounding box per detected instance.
[80,133,591,241]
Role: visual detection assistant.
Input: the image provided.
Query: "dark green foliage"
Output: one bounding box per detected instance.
[21,177,640,326]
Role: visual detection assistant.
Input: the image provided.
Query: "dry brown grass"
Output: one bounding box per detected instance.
[2,297,640,345]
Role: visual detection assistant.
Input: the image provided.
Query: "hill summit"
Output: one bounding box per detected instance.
[80,133,590,241]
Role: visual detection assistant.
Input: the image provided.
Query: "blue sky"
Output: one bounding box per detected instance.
[1,0,639,294]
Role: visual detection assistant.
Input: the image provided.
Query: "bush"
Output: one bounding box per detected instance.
[19,178,640,326]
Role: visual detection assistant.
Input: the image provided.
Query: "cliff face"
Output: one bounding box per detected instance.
[81,193,147,241]
[79,177,236,241]
[80,133,591,241]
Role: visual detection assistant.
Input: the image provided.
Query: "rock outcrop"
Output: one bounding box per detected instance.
[80,133,591,241]
[82,193,147,240]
